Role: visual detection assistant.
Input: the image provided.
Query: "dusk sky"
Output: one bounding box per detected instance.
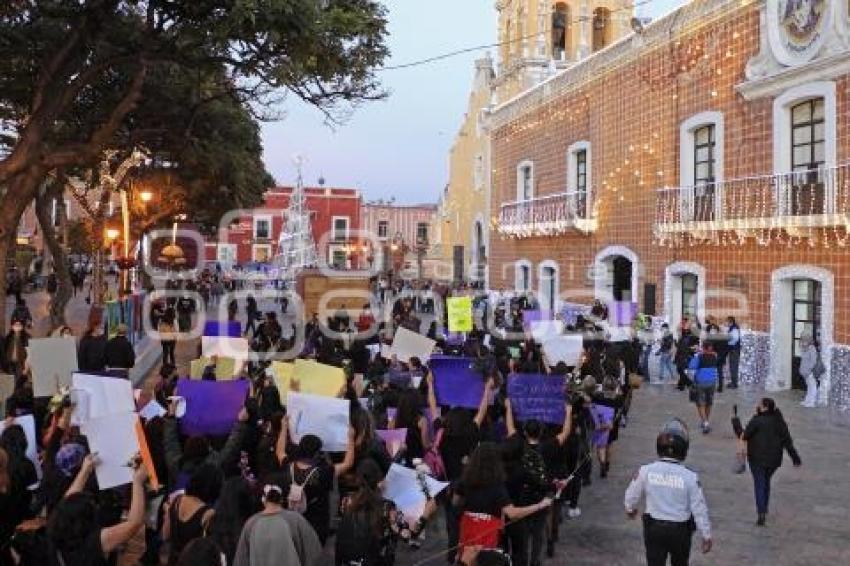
[260,0,688,204]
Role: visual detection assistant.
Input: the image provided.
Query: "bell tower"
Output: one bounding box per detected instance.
[494,0,634,102]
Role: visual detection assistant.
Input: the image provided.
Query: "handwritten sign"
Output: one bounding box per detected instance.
[287,392,350,452]
[542,335,583,367]
[388,327,436,363]
[430,356,490,409]
[28,337,78,397]
[447,297,473,333]
[507,373,566,425]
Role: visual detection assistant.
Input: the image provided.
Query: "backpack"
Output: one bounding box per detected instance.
[287,464,319,514]
[423,428,446,480]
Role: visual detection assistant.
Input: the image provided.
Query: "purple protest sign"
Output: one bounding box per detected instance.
[430,356,490,409]
[506,373,566,425]
[175,378,249,436]
[203,320,242,337]
[376,428,407,457]
[609,302,638,326]
[522,310,543,329]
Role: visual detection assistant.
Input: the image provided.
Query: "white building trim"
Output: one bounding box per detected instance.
[537,259,560,313]
[772,81,837,175]
[663,261,707,330]
[252,214,273,240]
[516,159,534,201]
[514,258,533,292]
[567,140,592,213]
[593,245,640,304]
[679,111,725,186]
[769,264,834,407]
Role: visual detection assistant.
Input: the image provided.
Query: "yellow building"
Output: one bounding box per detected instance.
[438,0,633,283]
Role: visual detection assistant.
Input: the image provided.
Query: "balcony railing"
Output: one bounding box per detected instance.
[498,191,596,238]
[655,164,850,235]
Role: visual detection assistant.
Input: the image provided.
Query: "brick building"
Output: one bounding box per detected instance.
[360,201,437,275]
[206,186,362,268]
[487,0,850,408]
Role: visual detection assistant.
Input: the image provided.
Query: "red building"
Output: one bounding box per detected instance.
[205,186,362,267]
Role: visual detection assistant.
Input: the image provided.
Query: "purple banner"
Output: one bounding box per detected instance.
[204,320,242,337]
[175,378,249,436]
[430,356,489,409]
[609,302,638,326]
[506,373,566,425]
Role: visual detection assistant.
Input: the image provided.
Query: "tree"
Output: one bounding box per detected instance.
[34,176,73,330]
[0,0,389,329]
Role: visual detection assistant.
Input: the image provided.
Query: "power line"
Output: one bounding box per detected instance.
[378,0,659,72]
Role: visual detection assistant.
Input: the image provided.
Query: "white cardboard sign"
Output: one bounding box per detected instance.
[387,327,436,363]
[382,463,448,522]
[287,392,350,452]
[27,337,78,397]
[71,373,135,426]
[82,411,140,490]
[542,335,584,367]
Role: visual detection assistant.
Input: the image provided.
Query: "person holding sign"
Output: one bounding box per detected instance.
[47,454,148,566]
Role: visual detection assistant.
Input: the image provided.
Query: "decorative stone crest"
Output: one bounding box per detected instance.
[767,0,830,66]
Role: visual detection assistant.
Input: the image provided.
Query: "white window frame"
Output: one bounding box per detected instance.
[537,260,560,313]
[515,259,532,292]
[328,244,349,268]
[516,160,534,201]
[567,141,592,217]
[217,243,237,265]
[252,244,272,263]
[253,214,272,240]
[332,215,350,242]
[773,81,836,214]
[679,111,725,220]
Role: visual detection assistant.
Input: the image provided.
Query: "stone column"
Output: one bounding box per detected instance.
[577,0,590,60]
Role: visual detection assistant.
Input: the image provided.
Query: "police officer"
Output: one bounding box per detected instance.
[624,419,712,566]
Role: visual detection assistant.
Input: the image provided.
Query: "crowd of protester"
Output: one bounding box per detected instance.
[0,270,808,565]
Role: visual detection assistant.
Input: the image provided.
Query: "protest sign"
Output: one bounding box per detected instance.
[293,359,346,397]
[203,320,241,337]
[201,336,251,374]
[175,378,249,437]
[287,392,350,452]
[270,361,296,397]
[71,373,135,426]
[139,399,167,421]
[382,463,449,522]
[610,301,638,326]
[522,309,546,328]
[376,428,407,457]
[81,411,140,489]
[447,296,473,332]
[28,337,78,397]
[530,320,564,342]
[507,373,566,425]
[189,357,238,380]
[0,414,41,479]
[387,327,435,363]
[135,418,160,490]
[541,335,584,367]
[430,356,490,409]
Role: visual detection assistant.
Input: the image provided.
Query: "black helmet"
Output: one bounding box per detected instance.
[656,418,690,461]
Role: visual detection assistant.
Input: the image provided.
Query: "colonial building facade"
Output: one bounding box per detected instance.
[487,0,850,409]
[439,0,631,282]
[206,186,362,268]
[361,201,437,276]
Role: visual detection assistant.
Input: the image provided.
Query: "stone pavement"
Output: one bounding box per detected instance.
[132,305,850,565]
[392,384,850,566]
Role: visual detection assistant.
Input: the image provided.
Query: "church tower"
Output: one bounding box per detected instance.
[494,0,634,102]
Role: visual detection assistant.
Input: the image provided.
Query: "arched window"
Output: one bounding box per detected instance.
[551,3,571,61]
[592,7,612,52]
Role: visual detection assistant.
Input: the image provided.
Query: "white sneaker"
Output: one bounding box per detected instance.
[568,507,581,519]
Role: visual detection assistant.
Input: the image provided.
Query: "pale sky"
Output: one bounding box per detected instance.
[260,0,688,204]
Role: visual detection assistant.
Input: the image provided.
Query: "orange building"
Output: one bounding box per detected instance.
[486,0,850,408]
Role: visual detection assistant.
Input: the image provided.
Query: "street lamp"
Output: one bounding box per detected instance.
[139,190,153,203]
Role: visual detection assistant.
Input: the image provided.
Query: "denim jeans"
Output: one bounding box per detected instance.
[750,464,777,514]
[659,352,676,382]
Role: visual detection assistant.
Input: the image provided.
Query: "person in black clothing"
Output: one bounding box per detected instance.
[2,318,30,380]
[675,321,699,390]
[243,295,259,337]
[176,295,193,333]
[78,320,108,373]
[0,424,37,560]
[104,324,135,373]
[739,398,801,526]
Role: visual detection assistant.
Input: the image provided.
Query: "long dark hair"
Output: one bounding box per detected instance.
[47,492,99,563]
[461,442,506,490]
[345,459,384,538]
[394,390,422,430]
[208,477,260,563]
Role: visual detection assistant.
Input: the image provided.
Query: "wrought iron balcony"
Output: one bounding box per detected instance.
[497,191,596,238]
[655,164,850,236]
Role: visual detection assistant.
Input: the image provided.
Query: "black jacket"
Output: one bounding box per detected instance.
[78,333,108,372]
[105,335,136,369]
[743,412,801,469]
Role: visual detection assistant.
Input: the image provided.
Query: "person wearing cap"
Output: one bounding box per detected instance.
[105,323,135,375]
[624,419,712,565]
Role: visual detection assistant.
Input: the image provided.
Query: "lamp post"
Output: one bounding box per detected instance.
[415,236,429,281]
